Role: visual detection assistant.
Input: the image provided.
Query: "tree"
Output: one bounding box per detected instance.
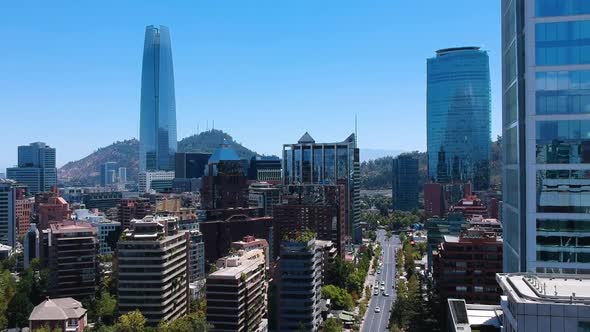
[6,291,33,328]
[321,285,354,310]
[32,325,65,332]
[113,310,147,332]
[0,269,16,330]
[158,312,210,332]
[96,290,117,325]
[323,318,343,332]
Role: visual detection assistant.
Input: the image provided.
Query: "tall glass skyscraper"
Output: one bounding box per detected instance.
[502,0,590,274]
[139,25,177,171]
[427,47,491,190]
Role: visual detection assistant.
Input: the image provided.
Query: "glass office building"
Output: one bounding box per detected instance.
[427,47,491,190]
[139,25,177,171]
[6,142,57,194]
[502,0,590,274]
[282,133,361,243]
[392,154,419,211]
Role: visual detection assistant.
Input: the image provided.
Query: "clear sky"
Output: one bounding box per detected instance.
[0,1,501,171]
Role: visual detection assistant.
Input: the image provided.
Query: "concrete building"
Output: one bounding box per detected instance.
[277,235,323,332]
[248,182,281,217]
[6,142,57,194]
[117,215,189,325]
[447,299,502,332]
[139,170,175,193]
[449,195,489,219]
[283,132,361,243]
[24,223,40,269]
[117,197,152,230]
[199,214,273,265]
[425,212,468,271]
[15,190,32,238]
[273,184,346,257]
[392,154,419,211]
[497,273,590,331]
[81,191,123,211]
[100,162,118,187]
[433,228,503,304]
[35,189,72,230]
[231,236,270,270]
[501,0,590,274]
[248,157,282,183]
[0,178,17,247]
[29,297,87,332]
[83,214,121,255]
[206,248,267,332]
[174,152,210,179]
[43,221,98,300]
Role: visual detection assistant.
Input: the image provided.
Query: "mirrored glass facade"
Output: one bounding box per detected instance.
[282,134,361,243]
[427,47,491,190]
[139,25,177,171]
[503,0,590,274]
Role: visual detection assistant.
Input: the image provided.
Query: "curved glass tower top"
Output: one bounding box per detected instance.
[140,25,177,171]
[427,47,491,190]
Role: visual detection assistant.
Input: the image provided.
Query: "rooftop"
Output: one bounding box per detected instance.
[448,299,502,332]
[436,46,481,55]
[50,221,96,234]
[497,273,590,304]
[29,297,86,321]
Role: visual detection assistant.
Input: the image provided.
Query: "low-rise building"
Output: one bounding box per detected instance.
[29,297,87,332]
[497,273,590,332]
[139,171,175,193]
[447,298,502,332]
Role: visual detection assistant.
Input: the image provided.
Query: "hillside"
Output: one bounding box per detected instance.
[359,138,502,190]
[58,130,258,185]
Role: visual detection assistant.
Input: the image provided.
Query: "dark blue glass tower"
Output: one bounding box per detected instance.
[427,47,491,190]
[139,25,177,171]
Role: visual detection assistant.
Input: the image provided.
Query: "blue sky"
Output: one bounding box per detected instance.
[0,1,501,171]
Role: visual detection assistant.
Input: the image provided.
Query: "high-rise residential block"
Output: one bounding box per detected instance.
[83,215,121,255]
[433,228,502,304]
[7,142,57,194]
[392,154,419,211]
[35,189,71,230]
[502,0,590,274]
[206,248,267,332]
[118,167,127,184]
[282,132,361,243]
[0,178,17,247]
[277,234,323,332]
[140,25,177,172]
[427,47,491,190]
[117,197,152,230]
[43,221,98,300]
[15,189,32,238]
[117,215,189,325]
[425,212,467,271]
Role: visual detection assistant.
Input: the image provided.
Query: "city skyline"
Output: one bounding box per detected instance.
[0,1,501,172]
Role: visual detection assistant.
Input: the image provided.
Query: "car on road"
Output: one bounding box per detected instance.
[377,270,381,274]
[381,281,385,286]
[380,286,385,291]
[374,284,379,289]
[375,306,381,313]
[373,289,379,296]
[383,292,390,297]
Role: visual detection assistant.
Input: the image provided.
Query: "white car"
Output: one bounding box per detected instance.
[381,286,385,291]
[375,306,381,313]
[377,270,381,274]
[383,292,390,297]
[373,289,379,296]
[381,281,385,286]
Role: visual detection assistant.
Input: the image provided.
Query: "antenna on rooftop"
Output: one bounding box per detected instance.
[355,113,358,146]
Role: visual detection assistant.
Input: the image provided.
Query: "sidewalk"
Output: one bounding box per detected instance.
[357,246,378,331]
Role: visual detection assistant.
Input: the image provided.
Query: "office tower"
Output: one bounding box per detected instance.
[502,0,590,274]
[199,215,273,265]
[206,248,267,332]
[248,182,282,217]
[273,184,346,257]
[117,197,152,230]
[84,215,121,255]
[282,132,361,243]
[0,179,17,247]
[174,152,210,179]
[7,142,57,194]
[117,216,189,325]
[24,224,40,269]
[277,234,323,332]
[201,141,249,210]
[15,189,33,238]
[43,221,98,300]
[427,47,491,190]
[248,156,282,183]
[139,25,177,172]
[433,228,502,304]
[392,154,419,211]
[35,189,72,230]
[118,167,127,184]
[81,192,123,211]
[138,170,174,193]
[100,162,117,187]
[497,273,590,331]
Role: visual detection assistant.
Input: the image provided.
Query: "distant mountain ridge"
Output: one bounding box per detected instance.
[58,130,258,185]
